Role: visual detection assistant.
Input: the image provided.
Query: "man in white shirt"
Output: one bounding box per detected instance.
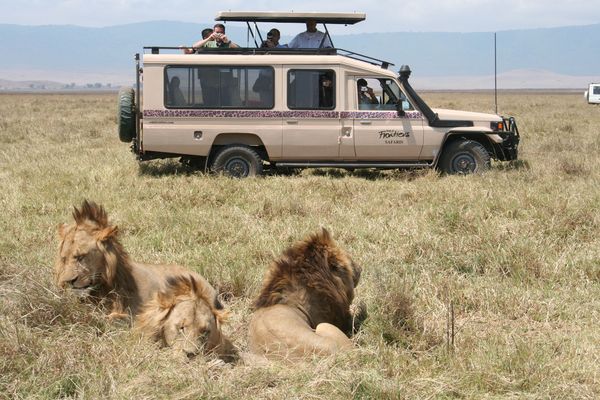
[288,19,333,48]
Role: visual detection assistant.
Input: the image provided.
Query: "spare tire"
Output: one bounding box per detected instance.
[117,87,136,143]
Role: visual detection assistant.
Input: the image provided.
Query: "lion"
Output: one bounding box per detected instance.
[248,228,362,358]
[54,200,221,321]
[136,274,238,361]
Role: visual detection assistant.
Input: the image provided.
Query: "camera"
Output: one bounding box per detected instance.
[360,86,368,92]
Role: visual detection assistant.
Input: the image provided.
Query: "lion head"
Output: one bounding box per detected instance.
[55,200,131,299]
[253,228,362,335]
[136,274,236,361]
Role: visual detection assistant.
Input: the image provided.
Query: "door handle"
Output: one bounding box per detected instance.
[359,120,372,125]
[286,120,298,124]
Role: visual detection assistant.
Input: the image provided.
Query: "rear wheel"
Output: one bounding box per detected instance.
[211,145,263,178]
[439,140,490,174]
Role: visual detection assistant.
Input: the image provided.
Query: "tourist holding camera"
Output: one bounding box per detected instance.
[261,28,287,48]
[357,78,379,108]
[189,23,239,50]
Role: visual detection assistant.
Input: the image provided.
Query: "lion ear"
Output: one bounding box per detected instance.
[57,223,68,239]
[157,291,175,310]
[318,227,335,246]
[214,309,230,325]
[96,226,118,242]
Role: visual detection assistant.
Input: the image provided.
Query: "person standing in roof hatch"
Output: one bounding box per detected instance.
[191,23,239,49]
[261,28,287,48]
[182,28,213,53]
[288,19,332,48]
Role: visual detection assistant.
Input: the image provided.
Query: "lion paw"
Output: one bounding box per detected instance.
[350,300,368,334]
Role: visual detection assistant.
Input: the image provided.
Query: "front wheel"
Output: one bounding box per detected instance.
[439,140,490,174]
[211,145,263,178]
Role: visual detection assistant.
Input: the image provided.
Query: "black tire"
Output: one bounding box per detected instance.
[211,145,263,178]
[439,140,491,174]
[117,87,136,143]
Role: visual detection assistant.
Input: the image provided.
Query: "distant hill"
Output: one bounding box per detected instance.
[1,21,599,89]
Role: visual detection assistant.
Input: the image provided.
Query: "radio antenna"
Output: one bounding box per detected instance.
[494,32,498,114]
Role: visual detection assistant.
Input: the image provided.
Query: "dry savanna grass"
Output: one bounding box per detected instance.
[1,91,599,399]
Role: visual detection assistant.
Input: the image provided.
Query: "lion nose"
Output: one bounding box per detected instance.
[66,277,79,288]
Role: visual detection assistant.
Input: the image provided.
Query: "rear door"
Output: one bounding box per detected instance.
[281,68,342,160]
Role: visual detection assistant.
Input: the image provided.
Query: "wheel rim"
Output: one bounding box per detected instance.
[224,157,250,177]
[451,152,477,173]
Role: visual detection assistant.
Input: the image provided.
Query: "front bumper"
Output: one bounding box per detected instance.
[493,116,520,161]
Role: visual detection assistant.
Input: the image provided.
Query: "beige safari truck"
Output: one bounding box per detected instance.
[117,11,520,177]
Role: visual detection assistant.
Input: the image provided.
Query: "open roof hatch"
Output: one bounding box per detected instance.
[215,11,365,49]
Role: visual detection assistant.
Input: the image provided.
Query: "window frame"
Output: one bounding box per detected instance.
[286,69,336,111]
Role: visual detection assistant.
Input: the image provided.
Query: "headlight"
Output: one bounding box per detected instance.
[490,121,504,131]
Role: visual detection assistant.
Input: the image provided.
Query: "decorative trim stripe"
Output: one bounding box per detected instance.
[143,109,423,120]
[341,111,423,120]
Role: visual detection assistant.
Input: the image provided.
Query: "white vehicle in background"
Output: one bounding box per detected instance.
[584,83,600,104]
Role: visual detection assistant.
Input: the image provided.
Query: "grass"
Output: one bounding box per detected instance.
[1,91,600,398]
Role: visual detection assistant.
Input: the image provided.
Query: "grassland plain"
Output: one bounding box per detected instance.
[0,91,599,399]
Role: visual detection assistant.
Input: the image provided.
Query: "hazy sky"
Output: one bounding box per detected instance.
[1,0,600,33]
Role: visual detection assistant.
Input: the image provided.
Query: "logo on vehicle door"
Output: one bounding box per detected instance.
[379,130,410,144]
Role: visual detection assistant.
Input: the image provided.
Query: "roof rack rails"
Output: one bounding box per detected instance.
[142,46,394,69]
[336,48,394,69]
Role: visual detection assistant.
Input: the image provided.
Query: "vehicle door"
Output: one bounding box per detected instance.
[281,68,342,160]
[351,77,424,161]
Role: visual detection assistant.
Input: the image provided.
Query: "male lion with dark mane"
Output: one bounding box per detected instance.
[136,274,238,361]
[54,200,223,323]
[248,228,362,358]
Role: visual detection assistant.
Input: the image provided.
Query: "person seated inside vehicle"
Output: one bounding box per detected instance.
[167,76,186,106]
[252,70,274,107]
[357,78,379,109]
[260,28,287,48]
[319,75,334,108]
[288,19,332,49]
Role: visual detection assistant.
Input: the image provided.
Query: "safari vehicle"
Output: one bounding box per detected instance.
[117,11,520,177]
[584,83,600,104]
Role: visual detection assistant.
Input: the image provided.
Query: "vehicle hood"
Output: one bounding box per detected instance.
[432,108,501,122]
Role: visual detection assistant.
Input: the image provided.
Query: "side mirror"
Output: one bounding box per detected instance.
[396,101,405,117]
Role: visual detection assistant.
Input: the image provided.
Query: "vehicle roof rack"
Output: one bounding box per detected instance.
[142,46,394,69]
[215,11,366,25]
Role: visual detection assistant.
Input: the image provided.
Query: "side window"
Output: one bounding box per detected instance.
[593,86,600,95]
[164,66,274,109]
[355,77,415,111]
[356,77,381,110]
[287,69,335,110]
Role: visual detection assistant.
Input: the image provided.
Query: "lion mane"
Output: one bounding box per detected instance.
[136,274,237,362]
[248,228,362,358]
[55,200,139,317]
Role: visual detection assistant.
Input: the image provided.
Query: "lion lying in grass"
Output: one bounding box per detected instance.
[248,228,362,358]
[136,274,237,361]
[54,201,230,351]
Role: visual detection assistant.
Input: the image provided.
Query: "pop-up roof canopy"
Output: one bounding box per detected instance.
[215,11,366,25]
